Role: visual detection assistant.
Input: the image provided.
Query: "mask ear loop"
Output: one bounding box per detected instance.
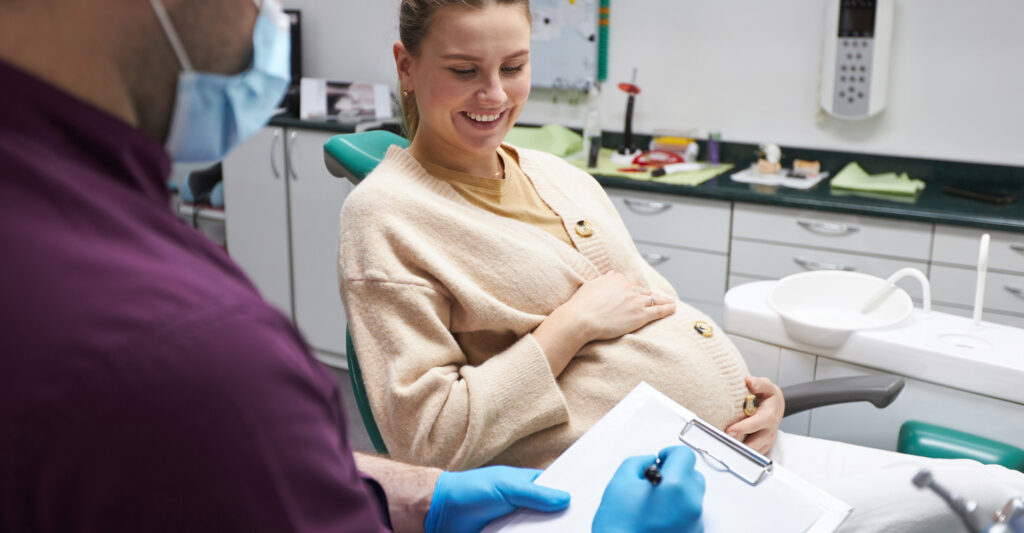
[148,0,195,72]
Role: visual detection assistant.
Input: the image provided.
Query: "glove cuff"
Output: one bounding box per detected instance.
[423,471,450,533]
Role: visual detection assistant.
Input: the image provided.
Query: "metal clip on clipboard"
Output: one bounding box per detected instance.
[679,417,774,486]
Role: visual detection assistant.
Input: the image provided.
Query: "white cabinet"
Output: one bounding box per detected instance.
[224,127,352,363]
[223,127,293,317]
[606,189,731,323]
[287,130,353,359]
[807,358,1024,452]
[733,334,1024,452]
[929,224,1024,327]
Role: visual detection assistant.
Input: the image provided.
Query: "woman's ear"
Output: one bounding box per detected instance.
[393,41,414,92]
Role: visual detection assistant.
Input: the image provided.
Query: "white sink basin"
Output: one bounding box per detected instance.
[768,271,914,347]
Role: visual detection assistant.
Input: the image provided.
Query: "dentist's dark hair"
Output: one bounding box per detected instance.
[397,0,531,139]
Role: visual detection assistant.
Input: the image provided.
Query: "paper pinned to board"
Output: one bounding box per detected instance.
[483,383,851,533]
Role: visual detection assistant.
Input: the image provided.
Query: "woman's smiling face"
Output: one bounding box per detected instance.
[396,3,531,173]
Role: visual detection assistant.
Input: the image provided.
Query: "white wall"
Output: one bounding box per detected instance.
[282,0,1024,166]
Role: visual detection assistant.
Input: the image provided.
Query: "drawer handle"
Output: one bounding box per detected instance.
[287,131,299,181]
[794,257,856,272]
[270,130,282,179]
[641,252,670,266]
[1010,244,1024,253]
[796,220,860,236]
[623,198,672,214]
[1005,285,1024,298]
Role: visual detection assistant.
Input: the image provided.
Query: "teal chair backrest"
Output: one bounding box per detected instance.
[324,130,410,454]
[899,420,1024,472]
[346,328,388,454]
[323,130,410,185]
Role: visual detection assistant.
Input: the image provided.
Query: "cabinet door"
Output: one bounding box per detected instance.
[808,358,1024,452]
[223,127,292,317]
[287,129,354,358]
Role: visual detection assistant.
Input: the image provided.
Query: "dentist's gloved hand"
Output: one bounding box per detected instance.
[592,445,706,533]
[424,466,571,533]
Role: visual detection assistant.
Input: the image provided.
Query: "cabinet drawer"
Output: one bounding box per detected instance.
[730,240,929,300]
[732,204,932,260]
[933,224,1024,273]
[931,303,1024,329]
[607,189,731,253]
[636,242,727,305]
[930,264,1024,315]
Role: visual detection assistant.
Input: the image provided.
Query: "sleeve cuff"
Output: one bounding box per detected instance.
[465,334,570,446]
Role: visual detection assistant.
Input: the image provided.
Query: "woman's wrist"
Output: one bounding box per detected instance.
[533,302,591,376]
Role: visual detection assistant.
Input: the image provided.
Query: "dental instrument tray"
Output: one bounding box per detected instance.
[730,164,830,190]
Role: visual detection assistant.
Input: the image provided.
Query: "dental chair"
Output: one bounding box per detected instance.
[322,131,1024,472]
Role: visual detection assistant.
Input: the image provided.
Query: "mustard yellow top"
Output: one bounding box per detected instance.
[414,146,574,248]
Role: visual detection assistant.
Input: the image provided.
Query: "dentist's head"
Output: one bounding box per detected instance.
[0,0,289,162]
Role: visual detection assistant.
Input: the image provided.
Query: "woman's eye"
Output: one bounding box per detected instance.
[450,68,475,76]
[502,65,524,74]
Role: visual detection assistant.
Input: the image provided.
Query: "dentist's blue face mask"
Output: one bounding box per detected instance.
[149,0,291,163]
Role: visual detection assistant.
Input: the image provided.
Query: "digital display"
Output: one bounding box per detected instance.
[839,0,876,37]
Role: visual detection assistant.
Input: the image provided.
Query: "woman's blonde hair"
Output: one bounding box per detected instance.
[398,0,531,139]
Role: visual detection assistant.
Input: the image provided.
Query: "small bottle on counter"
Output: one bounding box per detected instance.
[708,131,721,165]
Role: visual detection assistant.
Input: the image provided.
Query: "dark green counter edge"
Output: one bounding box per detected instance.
[272,116,1024,233]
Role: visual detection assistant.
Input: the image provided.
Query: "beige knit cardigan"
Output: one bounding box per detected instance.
[338,145,751,471]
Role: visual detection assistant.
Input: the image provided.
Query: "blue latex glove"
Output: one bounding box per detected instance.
[592,445,706,533]
[424,466,571,533]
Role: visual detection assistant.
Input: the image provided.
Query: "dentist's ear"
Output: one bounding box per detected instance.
[393,41,414,93]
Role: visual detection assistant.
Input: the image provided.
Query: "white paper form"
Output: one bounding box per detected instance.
[484,383,851,533]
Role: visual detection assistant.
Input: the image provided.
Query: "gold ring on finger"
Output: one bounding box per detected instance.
[649,295,656,307]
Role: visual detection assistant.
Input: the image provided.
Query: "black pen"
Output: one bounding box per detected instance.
[643,457,662,486]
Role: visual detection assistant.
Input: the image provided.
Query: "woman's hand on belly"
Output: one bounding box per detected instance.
[563,270,675,341]
[724,376,785,455]
[533,271,675,376]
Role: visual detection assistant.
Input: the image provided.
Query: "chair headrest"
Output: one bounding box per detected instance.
[323,130,411,186]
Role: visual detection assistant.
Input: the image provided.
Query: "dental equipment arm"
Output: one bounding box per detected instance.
[781,375,905,417]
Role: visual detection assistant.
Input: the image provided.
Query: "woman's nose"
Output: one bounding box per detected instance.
[476,74,507,105]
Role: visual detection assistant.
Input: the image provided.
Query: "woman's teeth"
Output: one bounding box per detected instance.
[466,112,501,123]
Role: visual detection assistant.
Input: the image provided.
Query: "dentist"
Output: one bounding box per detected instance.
[0,0,703,531]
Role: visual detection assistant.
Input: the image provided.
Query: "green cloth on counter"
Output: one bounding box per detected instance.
[830,162,925,195]
[504,124,583,157]
[569,148,733,186]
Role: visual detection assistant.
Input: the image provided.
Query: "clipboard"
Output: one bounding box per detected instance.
[678,417,773,486]
[483,382,851,533]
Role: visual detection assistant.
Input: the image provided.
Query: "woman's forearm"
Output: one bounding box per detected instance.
[531,303,590,376]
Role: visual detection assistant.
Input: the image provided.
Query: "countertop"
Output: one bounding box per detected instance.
[270,116,1024,233]
[593,169,1024,233]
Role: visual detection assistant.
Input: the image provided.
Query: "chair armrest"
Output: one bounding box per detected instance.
[781,375,905,417]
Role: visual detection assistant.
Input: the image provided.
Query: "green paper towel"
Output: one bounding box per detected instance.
[504,124,583,157]
[830,162,925,195]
